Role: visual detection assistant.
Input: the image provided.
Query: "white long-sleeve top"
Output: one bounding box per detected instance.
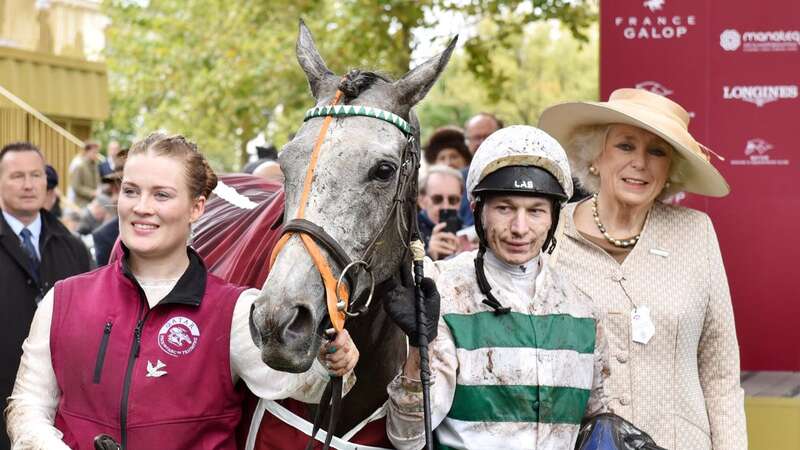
[6,282,350,449]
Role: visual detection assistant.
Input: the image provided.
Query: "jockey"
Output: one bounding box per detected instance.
[385,125,609,449]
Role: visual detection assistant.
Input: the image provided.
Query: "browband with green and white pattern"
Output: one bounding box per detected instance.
[303,104,413,137]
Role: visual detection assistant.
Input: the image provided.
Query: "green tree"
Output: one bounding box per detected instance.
[416,20,598,143]
[97,0,596,170]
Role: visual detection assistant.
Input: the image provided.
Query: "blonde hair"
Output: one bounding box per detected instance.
[128,132,217,198]
[567,124,688,200]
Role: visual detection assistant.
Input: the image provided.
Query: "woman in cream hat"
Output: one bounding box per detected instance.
[539,88,746,450]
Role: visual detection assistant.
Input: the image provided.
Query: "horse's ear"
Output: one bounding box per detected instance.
[296,19,334,100]
[393,36,457,107]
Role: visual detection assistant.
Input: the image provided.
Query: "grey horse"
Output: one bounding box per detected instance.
[249,22,454,435]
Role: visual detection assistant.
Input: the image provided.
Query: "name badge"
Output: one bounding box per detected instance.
[631,305,655,345]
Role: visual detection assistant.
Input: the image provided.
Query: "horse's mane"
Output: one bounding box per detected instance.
[338,70,391,103]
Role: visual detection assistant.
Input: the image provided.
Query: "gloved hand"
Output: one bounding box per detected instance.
[94,434,120,450]
[382,267,440,347]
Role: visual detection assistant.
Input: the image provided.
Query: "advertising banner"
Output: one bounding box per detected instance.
[601,0,800,370]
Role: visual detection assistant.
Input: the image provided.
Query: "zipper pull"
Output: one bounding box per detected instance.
[104,321,113,334]
[134,320,144,358]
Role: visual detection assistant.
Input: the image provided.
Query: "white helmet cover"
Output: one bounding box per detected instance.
[466,125,573,203]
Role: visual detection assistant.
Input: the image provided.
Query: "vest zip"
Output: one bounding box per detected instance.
[92,321,113,383]
[119,299,150,450]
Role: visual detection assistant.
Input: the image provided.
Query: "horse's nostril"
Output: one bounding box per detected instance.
[286,305,313,336]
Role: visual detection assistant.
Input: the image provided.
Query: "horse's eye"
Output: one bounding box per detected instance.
[370,162,397,182]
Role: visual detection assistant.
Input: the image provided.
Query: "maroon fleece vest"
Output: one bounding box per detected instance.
[50,250,245,449]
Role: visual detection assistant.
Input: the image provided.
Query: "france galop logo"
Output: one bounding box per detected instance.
[643,0,665,12]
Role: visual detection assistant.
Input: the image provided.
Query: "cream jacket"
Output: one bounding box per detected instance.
[552,201,747,450]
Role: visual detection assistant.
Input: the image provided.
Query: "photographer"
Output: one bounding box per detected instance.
[417,165,464,260]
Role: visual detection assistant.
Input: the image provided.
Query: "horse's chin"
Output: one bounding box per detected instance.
[261,337,320,374]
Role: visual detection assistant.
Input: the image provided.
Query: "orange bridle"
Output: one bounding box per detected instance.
[269,91,350,331]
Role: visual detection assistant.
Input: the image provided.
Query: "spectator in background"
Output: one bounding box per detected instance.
[459,113,505,228]
[68,141,101,208]
[0,142,91,450]
[423,127,471,170]
[418,165,464,260]
[98,140,122,178]
[243,145,278,174]
[76,194,111,236]
[252,160,284,184]
[43,165,62,218]
[93,151,126,266]
[464,112,504,155]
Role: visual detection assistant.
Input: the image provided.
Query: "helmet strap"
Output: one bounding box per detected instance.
[472,196,511,315]
[474,245,511,315]
[543,201,562,254]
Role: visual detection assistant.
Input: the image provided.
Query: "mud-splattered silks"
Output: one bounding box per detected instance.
[387,250,609,450]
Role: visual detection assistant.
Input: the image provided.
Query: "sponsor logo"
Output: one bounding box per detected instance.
[720,29,741,51]
[643,0,665,12]
[158,316,200,357]
[722,85,798,107]
[634,81,696,118]
[514,180,536,189]
[613,2,696,40]
[720,28,800,52]
[635,81,673,96]
[731,139,789,166]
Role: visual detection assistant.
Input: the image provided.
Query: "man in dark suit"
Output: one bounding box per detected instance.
[0,142,91,449]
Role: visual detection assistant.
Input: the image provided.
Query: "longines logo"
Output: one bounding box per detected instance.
[613,1,696,40]
[731,139,789,166]
[722,85,798,107]
[720,29,800,52]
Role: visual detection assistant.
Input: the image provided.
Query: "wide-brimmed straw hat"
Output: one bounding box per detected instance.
[538,88,729,197]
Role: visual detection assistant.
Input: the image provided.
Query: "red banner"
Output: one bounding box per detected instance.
[601,0,800,371]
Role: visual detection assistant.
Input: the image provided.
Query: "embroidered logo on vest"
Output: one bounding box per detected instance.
[158,316,200,356]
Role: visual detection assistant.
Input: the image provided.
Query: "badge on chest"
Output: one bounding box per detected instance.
[631,305,655,345]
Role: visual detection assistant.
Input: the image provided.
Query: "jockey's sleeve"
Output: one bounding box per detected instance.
[6,289,72,449]
[230,289,355,403]
[385,316,457,450]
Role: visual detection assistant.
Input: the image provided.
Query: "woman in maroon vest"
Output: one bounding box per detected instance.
[6,133,360,449]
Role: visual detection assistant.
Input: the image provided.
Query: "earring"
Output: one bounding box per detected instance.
[665,181,672,189]
[589,166,598,175]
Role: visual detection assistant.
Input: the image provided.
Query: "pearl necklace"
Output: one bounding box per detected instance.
[591,193,641,248]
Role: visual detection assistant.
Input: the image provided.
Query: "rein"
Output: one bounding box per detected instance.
[268,85,418,450]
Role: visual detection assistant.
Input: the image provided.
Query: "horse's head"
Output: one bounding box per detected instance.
[249,21,455,372]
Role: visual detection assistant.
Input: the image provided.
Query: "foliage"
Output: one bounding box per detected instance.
[97,0,596,170]
[416,21,599,142]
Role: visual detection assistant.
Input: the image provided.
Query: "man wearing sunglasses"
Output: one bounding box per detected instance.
[418,165,464,260]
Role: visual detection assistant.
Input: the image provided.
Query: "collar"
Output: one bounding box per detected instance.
[484,249,541,279]
[120,244,208,307]
[2,210,42,241]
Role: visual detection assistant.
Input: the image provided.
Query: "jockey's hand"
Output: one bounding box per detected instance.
[382,269,440,347]
[318,329,358,377]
